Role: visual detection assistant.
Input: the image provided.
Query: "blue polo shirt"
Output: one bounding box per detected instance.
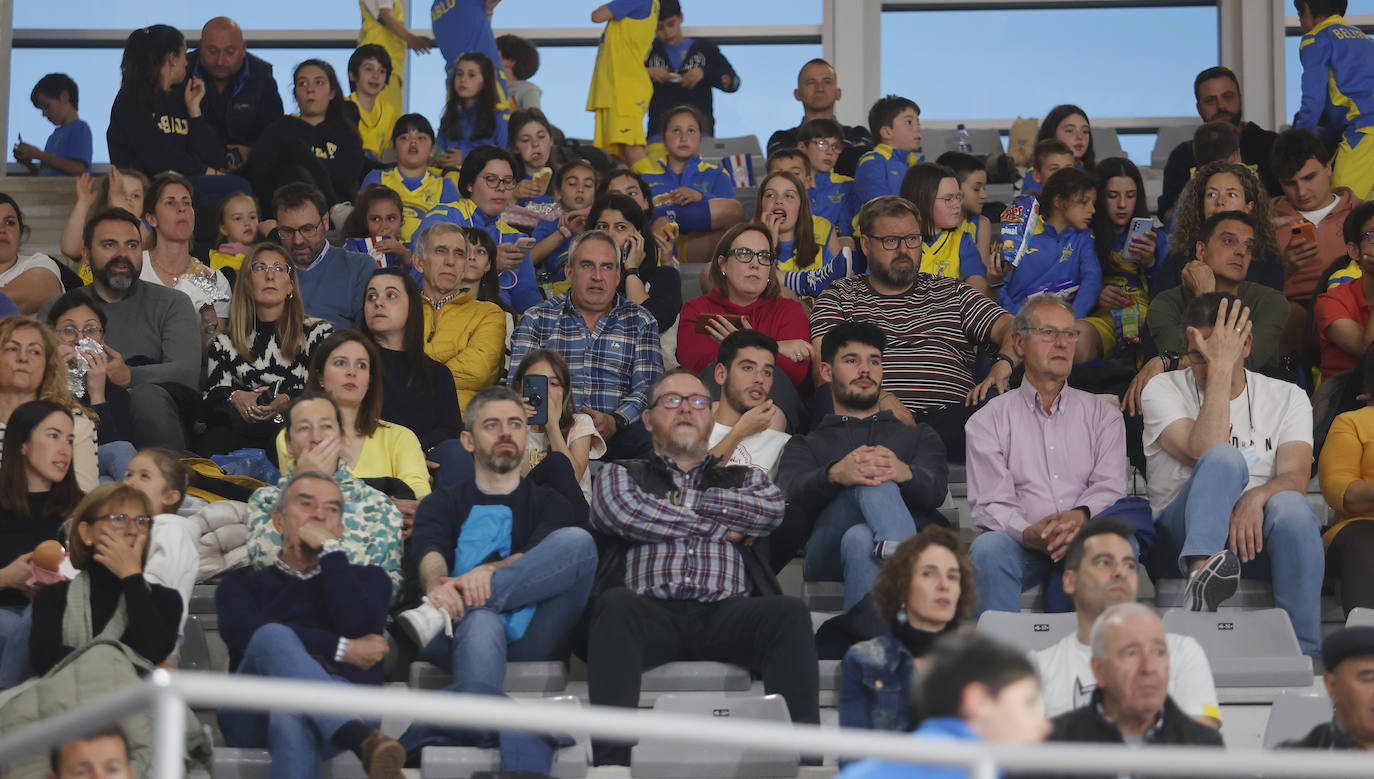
[853,143,920,204]
[41,120,92,176]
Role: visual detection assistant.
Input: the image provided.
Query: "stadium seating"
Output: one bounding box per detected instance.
[975,610,1077,653]
[1261,690,1333,748]
[630,694,799,778]
[1348,607,1374,628]
[420,696,590,779]
[1161,608,1313,689]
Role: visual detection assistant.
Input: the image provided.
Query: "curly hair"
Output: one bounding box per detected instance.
[870,525,976,625]
[1172,160,1278,262]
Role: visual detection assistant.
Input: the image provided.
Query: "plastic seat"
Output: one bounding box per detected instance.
[180,614,212,672]
[407,661,569,693]
[1161,608,1312,687]
[800,581,843,612]
[641,661,751,692]
[1348,607,1374,628]
[1153,578,1275,610]
[818,659,841,692]
[211,748,371,778]
[1151,124,1199,169]
[1091,127,1124,161]
[975,610,1077,653]
[1262,691,1332,747]
[189,583,217,615]
[631,694,798,778]
[420,696,589,778]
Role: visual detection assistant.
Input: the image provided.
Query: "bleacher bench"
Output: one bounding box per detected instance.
[976,610,1077,653]
[408,661,569,693]
[630,694,798,778]
[1161,608,1312,688]
[1262,690,1332,748]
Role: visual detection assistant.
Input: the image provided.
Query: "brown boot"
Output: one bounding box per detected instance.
[358,730,406,779]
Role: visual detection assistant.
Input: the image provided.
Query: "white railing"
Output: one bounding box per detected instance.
[1,670,1372,779]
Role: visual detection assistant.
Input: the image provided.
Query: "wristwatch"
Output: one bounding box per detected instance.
[622,266,641,278]
[612,412,630,433]
[1162,351,1182,372]
[993,354,1015,372]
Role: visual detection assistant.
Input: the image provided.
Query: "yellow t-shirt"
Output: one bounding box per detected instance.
[357,0,406,118]
[276,420,431,498]
[586,0,659,153]
[347,92,399,160]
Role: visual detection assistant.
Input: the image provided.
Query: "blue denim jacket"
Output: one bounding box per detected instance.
[839,632,914,733]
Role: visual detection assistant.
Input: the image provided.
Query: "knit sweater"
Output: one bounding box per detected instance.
[204,317,335,408]
[30,562,183,674]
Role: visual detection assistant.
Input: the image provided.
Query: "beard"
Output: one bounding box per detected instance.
[871,254,918,288]
[94,256,137,294]
[477,440,522,474]
[653,420,708,460]
[723,381,760,416]
[833,381,880,413]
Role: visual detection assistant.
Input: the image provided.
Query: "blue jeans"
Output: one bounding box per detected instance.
[218,624,371,779]
[98,441,137,484]
[0,604,30,687]
[804,482,918,610]
[1150,443,1324,655]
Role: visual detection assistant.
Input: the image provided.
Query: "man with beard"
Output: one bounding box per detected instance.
[586,369,819,766]
[778,322,949,612]
[39,207,200,450]
[809,196,1017,458]
[185,16,284,173]
[707,329,790,476]
[396,385,597,770]
[1158,66,1280,219]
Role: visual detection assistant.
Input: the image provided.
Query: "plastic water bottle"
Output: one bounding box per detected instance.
[957,124,973,154]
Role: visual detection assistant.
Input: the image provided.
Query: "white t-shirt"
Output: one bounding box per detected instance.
[1141,370,1312,514]
[708,422,791,478]
[139,252,232,318]
[0,252,62,287]
[1033,632,1220,721]
[1298,192,1342,228]
[526,413,605,500]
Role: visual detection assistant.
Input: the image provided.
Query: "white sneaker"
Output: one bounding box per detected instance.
[396,598,451,647]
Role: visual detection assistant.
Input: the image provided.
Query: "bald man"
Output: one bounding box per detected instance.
[186,16,284,171]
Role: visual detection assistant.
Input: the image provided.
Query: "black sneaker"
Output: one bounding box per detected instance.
[1181,550,1240,611]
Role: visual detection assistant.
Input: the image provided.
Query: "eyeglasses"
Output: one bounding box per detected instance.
[249,262,289,276]
[93,513,153,529]
[1023,326,1080,342]
[277,218,323,240]
[936,193,965,205]
[1363,230,1374,244]
[654,393,712,410]
[809,139,843,152]
[727,247,775,266]
[480,174,518,190]
[872,233,923,251]
[57,325,103,342]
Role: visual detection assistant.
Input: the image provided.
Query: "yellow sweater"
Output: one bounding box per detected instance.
[276,419,431,498]
[421,293,507,414]
[1318,405,1374,546]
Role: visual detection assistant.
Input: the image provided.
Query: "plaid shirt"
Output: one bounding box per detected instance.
[511,293,663,423]
[590,454,784,601]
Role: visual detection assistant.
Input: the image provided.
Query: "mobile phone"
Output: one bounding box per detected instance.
[1291,221,1317,245]
[1123,217,1153,260]
[522,374,548,426]
[695,312,744,334]
[620,240,632,263]
[515,236,536,252]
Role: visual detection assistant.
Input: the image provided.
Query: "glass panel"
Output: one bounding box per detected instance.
[8,48,123,164]
[490,0,821,28]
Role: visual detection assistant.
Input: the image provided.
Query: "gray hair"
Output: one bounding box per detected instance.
[466,385,526,424]
[271,470,340,516]
[568,229,618,264]
[412,221,466,260]
[1013,292,1076,334]
[1089,602,1161,660]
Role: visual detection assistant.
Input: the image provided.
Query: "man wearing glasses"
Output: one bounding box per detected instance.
[810,196,1018,459]
[585,367,819,766]
[271,183,377,330]
[965,293,1135,617]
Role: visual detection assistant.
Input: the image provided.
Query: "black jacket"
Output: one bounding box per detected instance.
[1157,121,1280,217]
[250,116,364,209]
[776,411,948,529]
[1279,721,1365,750]
[186,51,285,148]
[1048,691,1223,778]
[767,121,873,179]
[107,87,225,177]
[645,38,739,138]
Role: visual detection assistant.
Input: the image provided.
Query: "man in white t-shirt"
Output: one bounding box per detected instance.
[1034,520,1221,728]
[1141,290,1323,656]
[707,329,790,477]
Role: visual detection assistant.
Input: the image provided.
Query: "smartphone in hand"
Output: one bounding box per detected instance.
[522,374,548,426]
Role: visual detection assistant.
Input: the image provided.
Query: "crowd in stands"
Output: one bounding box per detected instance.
[5,0,1374,774]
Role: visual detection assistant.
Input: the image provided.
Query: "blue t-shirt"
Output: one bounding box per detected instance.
[606,0,653,20]
[436,105,509,156]
[664,38,693,69]
[41,119,92,176]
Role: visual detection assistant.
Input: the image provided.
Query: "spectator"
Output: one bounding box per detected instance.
[757,169,847,301]
[417,145,542,313]
[48,726,132,779]
[1159,66,1280,219]
[31,483,181,675]
[966,294,1132,616]
[362,267,472,486]
[588,0,657,164]
[200,243,335,456]
[1142,292,1323,656]
[345,44,397,161]
[778,322,948,610]
[1281,625,1374,750]
[810,196,1017,457]
[511,231,663,461]
[998,168,1103,319]
[767,59,874,178]
[1317,347,1374,614]
[358,0,432,120]
[497,34,542,110]
[508,109,556,206]
[58,167,148,266]
[341,184,412,269]
[186,17,285,173]
[120,447,199,630]
[216,470,406,778]
[586,368,819,765]
[139,172,232,340]
[837,633,1049,779]
[1035,521,1219,725]
[1077,158,1161,363]
[411,222,506,412]
[252,61,365,211]
[208,191,262,274]
[249,393,404,597]
[596,168,677,265]
[588,194,682,333]
[1018,138,1075,198]
[1294,0,1374,199]
[1037,105,1094,170]
[1048,603,1226,750]
[899,163,986,294]
[854,95,922,204]
[13,73,91,177]
[707,330,790,474]
[1315,201,1374,379]
[430,0,506,94]
[396,386,596,771]
[529,160,601,283]
[509,349,605,496]
[645,0,739,142]
[0,194,64,314]
[934,151,992,261]
[437,52,509,167]
[838,527,974,733]
[360,114,461,245]
[1272,128,1367,302]
[0,318,99,491]
[800,118,860,238]
[46,292,135,478]
[638,105,744,264]
[460,226,521,319]
[272,183,376,331]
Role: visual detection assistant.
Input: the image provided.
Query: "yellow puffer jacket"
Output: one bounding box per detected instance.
[421,293,508,414]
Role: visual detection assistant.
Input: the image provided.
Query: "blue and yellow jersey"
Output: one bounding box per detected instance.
[809,171,858,237]
[640,155,735,201]
[1296,15,1374,146]
[347,92,399,161]
[920,223,984,281]
[778,215,846,300]
[429,0,510,107]
[586,0,658,152]
[532,218,573,281]
[1099,228,1157,302]
[363,167,461,243]
[998,221,1102,319]
[358,0,406,117]
[853,143,920,205]
[436,105,509,157]
[416,198,543,312]
[1328,258,1364,290]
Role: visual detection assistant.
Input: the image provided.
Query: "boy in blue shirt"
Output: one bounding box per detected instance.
[636,104,743,262]
[13,73,91,176]
[645,0,739,145]
[1294,0,1374,198]
[998,167,1103,320]
[1020,138,1075,197]
[798,117,859,237]
[853,95,922,205]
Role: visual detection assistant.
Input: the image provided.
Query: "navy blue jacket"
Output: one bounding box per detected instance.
[186,51,285,148]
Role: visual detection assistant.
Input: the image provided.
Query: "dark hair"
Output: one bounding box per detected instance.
[460,226,515,315]
[46,289,108,331]
[718,329,779,370]
[0,194,29,243]
[441,51,501,143]
[753,170,818,270]
[82,207,142,249]
[1032,138,1074,171]
[1193,121,1241,167]
[708,222,781,299]
[293,60,358,143]
[285,391,344,435]
[663,104,707,136]
[935,151,984,183]
[588,194,661,293]
[797,117,845,144]
[1184,291,1243,331]
[1062,518,1136,572]
[871,525,976,625]
[457,145,519,200]
[508,108,555,158]
[1037,104,1094,168]
[211,191,258,243]
[868,95,920,141]
[272,182,328,220]
[306,330,384,437]
[1193,66,1240,101]
[31,73,79,110]
[1198,209,1255,245]
[917,633,1039,720]
[362,267,432,393]
[347,44,392,90]
[821,321,886,363]
[391,112,435,144]
[1271,127,1332,181]
[50,726,130,773]
[143,170,194,223]
[120,24,185,109]
[1344,200,1374,245]
[496,34,540,80]
[343,183,403,240]
[646,367,706,407]
[1295,1,1348,16]
[856,195,920,239]
[0,400,81,518]
[1037,167,1096,219]
[511,348,575,438]
[768,148,811,175]
[554,159,600,201]
[1091,157,1149,262]
[900,163,956,243]
[796,58,835,86]
[597,169,653,217]
[1173,161,1277,262]
[133,447,192,512]
[658,0,683,19]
